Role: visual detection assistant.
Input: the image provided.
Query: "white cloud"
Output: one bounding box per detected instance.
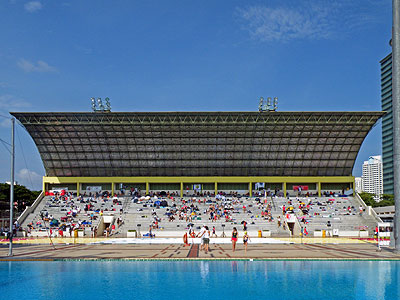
[24,1,42,13]
[0,94,31,127]
[237,6,331,41]
[17,168,43,191]
[0,118,11,128]
[237,1,381,42]
[17,58,57,73]
[0,95,31,110]
[75,45,93,55]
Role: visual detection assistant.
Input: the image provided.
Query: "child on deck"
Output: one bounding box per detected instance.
[243,231,251,253]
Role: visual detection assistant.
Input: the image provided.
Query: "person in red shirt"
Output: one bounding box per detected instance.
[304,227,308,236]
[111,224,116,235]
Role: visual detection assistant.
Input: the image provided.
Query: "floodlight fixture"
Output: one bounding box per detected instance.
[91,97,96,111]
[258,96,279,112]
[105,97,111,111]
[258,97,264,112]
[91,97,112,112]
[273,97,278,111]
[97,98,105,110]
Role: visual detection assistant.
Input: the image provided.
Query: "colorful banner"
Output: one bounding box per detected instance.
[293,185,309,191]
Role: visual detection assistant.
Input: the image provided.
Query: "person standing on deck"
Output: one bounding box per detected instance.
[231,227,238,252]
[243,231,250,253]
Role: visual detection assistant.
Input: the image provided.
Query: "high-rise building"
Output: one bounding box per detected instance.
[362,155,383,200]
[355,177,363,193]
[380,53,393,194]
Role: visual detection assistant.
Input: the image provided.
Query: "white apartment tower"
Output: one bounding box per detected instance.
[355,177,363,193]
[362,155,383,200]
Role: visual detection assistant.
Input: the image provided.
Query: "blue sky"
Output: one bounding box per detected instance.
[0,0,393,190]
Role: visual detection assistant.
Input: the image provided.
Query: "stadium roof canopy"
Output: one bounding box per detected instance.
[11,111,384,178]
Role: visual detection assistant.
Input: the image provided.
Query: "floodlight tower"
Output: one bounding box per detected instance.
[258,97,264,112]
[392,0,400,252]
[97,98,104,111]
[258,96,278,112]
[91,97,97,111]
[273,97,278,111]
[8,117,15,257]
[105,97,111,111]
[266,97,272,111]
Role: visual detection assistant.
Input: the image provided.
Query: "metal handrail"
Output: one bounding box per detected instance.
[17,191,44,224]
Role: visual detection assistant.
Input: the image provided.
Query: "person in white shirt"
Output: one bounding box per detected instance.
[197,225,207,251]
[202,226,210,253]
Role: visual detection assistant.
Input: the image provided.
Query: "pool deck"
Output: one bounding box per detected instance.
[0,238,399,261]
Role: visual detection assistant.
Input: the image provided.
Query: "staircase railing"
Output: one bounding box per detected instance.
[17,191,44,225]
[354,193,382,223]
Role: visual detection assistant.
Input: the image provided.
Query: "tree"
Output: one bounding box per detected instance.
[375,194,395,207]
[358,192,395,208]
[358,192,376,207]
[0,183,41,213]
[374,199,395,207]
[381,194,394,202]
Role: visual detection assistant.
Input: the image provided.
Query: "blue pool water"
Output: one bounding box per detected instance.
[0,260,399,300]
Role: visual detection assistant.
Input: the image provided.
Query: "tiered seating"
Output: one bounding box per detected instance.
[22,194,127,237]
[274,196,377,235]
[20,193,377,238]
[120,196,289,237]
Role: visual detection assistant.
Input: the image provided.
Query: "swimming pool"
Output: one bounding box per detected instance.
[0,260,398,300]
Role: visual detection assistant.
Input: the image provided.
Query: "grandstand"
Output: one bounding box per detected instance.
[20,193,378,238]
[11,110,384,238]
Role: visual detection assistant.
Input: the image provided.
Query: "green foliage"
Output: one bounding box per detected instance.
[0,183,41,212]
[381,194,394,201]
[359,192,395,207]
[374,199,395,207]
[359,192,375,206]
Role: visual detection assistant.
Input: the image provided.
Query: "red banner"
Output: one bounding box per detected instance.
[293,185,309,191]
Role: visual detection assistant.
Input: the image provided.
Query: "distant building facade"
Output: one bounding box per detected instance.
[380,54,393,194]
[355,177,363,193]
[373,205,395,222]
[362,155,383,200]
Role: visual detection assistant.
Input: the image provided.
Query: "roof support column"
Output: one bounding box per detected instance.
[318,182,321,197]
[393,0,400,252]
[180,182,183,197]
[77,182,80,196]
[249,182,252,197]
[146,182,149,195]
[215,182,218,197]
[283,182,287,198]
[111,182,115,196]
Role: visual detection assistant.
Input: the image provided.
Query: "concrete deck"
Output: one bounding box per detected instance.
[0,239,399,261]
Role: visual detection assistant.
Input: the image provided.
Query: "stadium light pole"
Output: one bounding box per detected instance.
[392,0,400,252]
[8,117,15,256]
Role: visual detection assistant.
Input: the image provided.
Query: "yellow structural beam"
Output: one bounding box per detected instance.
[283,182,287,197]
[44,176,354,197]
[318,182,321,197]
[43,175,354,184]
[180,182,183,197]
